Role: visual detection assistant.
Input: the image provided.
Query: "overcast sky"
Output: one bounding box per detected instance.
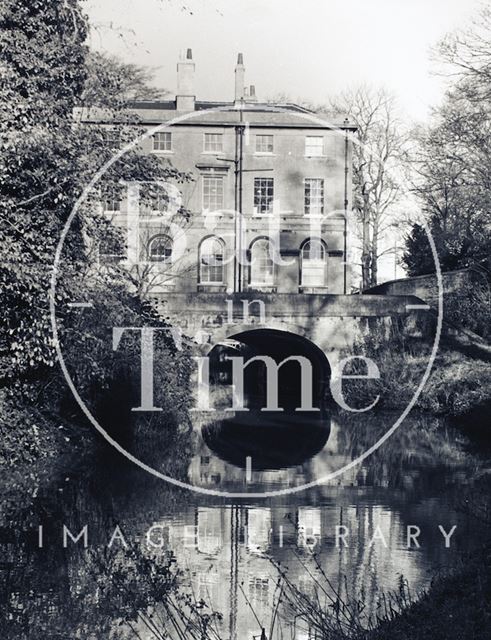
[85,0,482,121]
[83,0,482,282]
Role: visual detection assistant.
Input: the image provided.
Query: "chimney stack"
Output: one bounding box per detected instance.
[176,48,195,112]
[234,52,245,102]
[248,84,257,102]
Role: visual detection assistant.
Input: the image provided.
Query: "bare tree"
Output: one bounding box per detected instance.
[434,5,491,99]
[330,87,409,288]
[82,52,170,109]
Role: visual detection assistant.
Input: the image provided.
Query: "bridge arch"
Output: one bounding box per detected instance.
[201,327,332,469]
[205,320,320,350]
[205,326,331,411]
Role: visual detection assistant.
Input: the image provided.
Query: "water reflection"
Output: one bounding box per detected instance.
[202,411,330,471]
[0,412,488,640]
[190,411,473,495]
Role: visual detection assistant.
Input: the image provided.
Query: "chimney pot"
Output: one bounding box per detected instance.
[234,52,245,102]
[176,48,195,112]
[248,84,258,102]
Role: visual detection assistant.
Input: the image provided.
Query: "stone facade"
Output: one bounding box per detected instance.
[85,50,357,298]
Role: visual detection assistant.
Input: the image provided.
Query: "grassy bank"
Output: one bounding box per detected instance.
[340,323,491,425]
[364,546,491,640]
[276,544,491,640]
[378,346,490,418]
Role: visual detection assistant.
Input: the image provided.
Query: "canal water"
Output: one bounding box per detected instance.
[1,410,489,639]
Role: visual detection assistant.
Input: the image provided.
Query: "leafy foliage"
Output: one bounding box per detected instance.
[444,281,491,341]
[0,0,193,453]
[400,223,435,276]
[403,7,491,277]
[0,0,89,380]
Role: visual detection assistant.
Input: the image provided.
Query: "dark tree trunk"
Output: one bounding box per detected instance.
[361,205,371,290]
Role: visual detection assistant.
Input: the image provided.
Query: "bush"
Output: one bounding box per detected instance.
[444,282,491,340]
[337,321,491,419]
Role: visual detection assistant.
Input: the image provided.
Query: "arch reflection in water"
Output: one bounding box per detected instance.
[204,328,332,471]
[202,412,331,471]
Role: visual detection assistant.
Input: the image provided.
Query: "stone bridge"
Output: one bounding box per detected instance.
[158,292,432,411]
[158,291,430,360]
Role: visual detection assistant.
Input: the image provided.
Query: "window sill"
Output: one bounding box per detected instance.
[254,152,275,156]
[201,150,224,155]
[151,149,174,154]
[197,284,227,293]
[201,208,227,216]
[304,154,327,159]
[299,286,329,293]
[248,284,276,293]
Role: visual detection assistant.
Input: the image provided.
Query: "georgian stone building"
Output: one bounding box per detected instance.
[90,49,356,297]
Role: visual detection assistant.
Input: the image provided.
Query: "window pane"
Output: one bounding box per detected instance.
[103,190,121,212]
[148,235,172,262]
[254,178,274,214]
[301,239,326,286]
[302,239,325,260]
[304,178,324,215]
[204,133,223,152]
[153,132,172,151]
[200,236,224,283]
[251,238,274,285]
[203,176,224,210]
[255,135,273,153]
[99,234,126,263]
[305,136,323,156]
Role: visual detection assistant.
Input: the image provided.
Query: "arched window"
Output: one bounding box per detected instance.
[301,238,327,287]
[148,234,173,262]
[199,236,224,284]
[250,238,274,286]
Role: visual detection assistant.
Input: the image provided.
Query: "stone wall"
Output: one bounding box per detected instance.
[158,292,430,355]
[363,269,478,304]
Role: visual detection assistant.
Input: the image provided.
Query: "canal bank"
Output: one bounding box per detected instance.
[1,394,490,639]
[1,330,490,639]
[340,328,491,426]
[367,546,491,640]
